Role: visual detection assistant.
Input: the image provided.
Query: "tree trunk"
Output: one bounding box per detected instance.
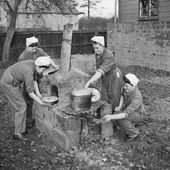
[61,23,73,72]
[2,27,15,64]
[1,0,21,65]
[88,0,90,19]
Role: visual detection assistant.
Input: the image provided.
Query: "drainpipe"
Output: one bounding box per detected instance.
[114,0,117,23]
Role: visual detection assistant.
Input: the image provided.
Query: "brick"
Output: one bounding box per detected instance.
[43,107,55,128]
[42,121,80,150]
[35,115,44,133]
[33,102,44,119]
[54,110,81,133]
[52,128,80,150]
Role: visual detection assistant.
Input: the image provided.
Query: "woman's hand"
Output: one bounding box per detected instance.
[114,106,121,112]
[37,93,42,100]
[39,101,50,107]
[102,115,112,122]
[42,71,49,76]
[54,65,59,71]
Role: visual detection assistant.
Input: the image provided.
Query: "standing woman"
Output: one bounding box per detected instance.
[0,57,52,140]
[85,36,123,112]
[17,36,59,130]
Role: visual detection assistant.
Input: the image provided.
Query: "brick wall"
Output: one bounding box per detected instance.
[107,21,170,71]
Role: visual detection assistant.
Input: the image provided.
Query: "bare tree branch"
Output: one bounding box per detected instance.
[25,0,30,9]
[4,0,13,12]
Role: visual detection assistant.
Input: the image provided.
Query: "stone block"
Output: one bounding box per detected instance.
[42,120,80,150]
[54,110,81,133]
[35,115,44,133]
[43,107,55,128]
[33,102,44,119]
[52,128,80,150]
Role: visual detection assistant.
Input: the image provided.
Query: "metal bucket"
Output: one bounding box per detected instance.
[70,89,92,111]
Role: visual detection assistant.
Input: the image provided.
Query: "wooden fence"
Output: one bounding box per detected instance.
[0,30,107,62]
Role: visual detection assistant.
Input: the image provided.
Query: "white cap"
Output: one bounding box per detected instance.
[35,56,51,67]
[26,36,38,47]
[91,36,105,46]
[125,73,139,86]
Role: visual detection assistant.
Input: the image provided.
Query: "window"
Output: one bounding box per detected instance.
[139,0,159,20]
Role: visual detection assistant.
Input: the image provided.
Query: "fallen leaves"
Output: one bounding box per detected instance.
[1,66,170,169]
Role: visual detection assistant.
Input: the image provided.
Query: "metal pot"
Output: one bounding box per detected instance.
[70,89,92,111]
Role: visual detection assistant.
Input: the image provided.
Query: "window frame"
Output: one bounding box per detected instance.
[138,0,159,21]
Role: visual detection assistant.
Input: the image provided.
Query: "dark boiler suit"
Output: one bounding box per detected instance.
[117,87,146,137]
[96,48,123,111]
[0,60,37,134]
[18,48,46,126]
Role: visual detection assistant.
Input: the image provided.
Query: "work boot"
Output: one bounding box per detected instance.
[126,133,139,142]
[13,133,27,141]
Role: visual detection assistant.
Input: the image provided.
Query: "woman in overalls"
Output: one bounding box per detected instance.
[85,36,123,111]
[85,36,123,138]
[0,57,52,140]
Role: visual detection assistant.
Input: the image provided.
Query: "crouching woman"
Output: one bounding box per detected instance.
[0,57,52,141]
[103,73,146,141]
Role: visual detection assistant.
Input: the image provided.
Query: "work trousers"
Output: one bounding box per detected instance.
[117,112,143,137]
[101,68,123,111]
[0,70,27,134]
[22,83,34,126]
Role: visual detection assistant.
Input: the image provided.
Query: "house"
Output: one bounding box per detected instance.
[118,0,170,23]
[107,0,170,72]
[0,0,80,31]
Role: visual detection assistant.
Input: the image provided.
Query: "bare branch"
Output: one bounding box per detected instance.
[25,0,30,9]
[4,0,13,12]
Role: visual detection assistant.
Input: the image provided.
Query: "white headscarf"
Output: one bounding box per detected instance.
[125,73,139,86]
[91,36,105,46]
[26,36,38,47]
[35,56,51,67]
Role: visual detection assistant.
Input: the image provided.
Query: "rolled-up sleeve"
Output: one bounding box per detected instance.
[124,96,142,117]
[98,50,116,74]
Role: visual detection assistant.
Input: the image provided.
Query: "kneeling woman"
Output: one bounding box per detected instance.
[103,73,146,141]
[0,57,52,140]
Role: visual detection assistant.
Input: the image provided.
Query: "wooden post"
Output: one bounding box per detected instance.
[61,23,73,72]
[101,103,113,139]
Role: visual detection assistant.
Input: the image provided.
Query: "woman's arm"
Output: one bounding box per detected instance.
[102,112,126,122]
[29,92,44,105]
[84,71,102,89]
[49,58,59,70]
[34,81,42,99]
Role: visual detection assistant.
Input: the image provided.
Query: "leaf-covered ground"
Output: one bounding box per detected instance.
[0,66,170,170]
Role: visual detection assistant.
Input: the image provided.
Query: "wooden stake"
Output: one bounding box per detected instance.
[61,23,73,72]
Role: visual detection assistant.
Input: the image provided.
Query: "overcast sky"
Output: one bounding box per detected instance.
[77,0,116,18]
